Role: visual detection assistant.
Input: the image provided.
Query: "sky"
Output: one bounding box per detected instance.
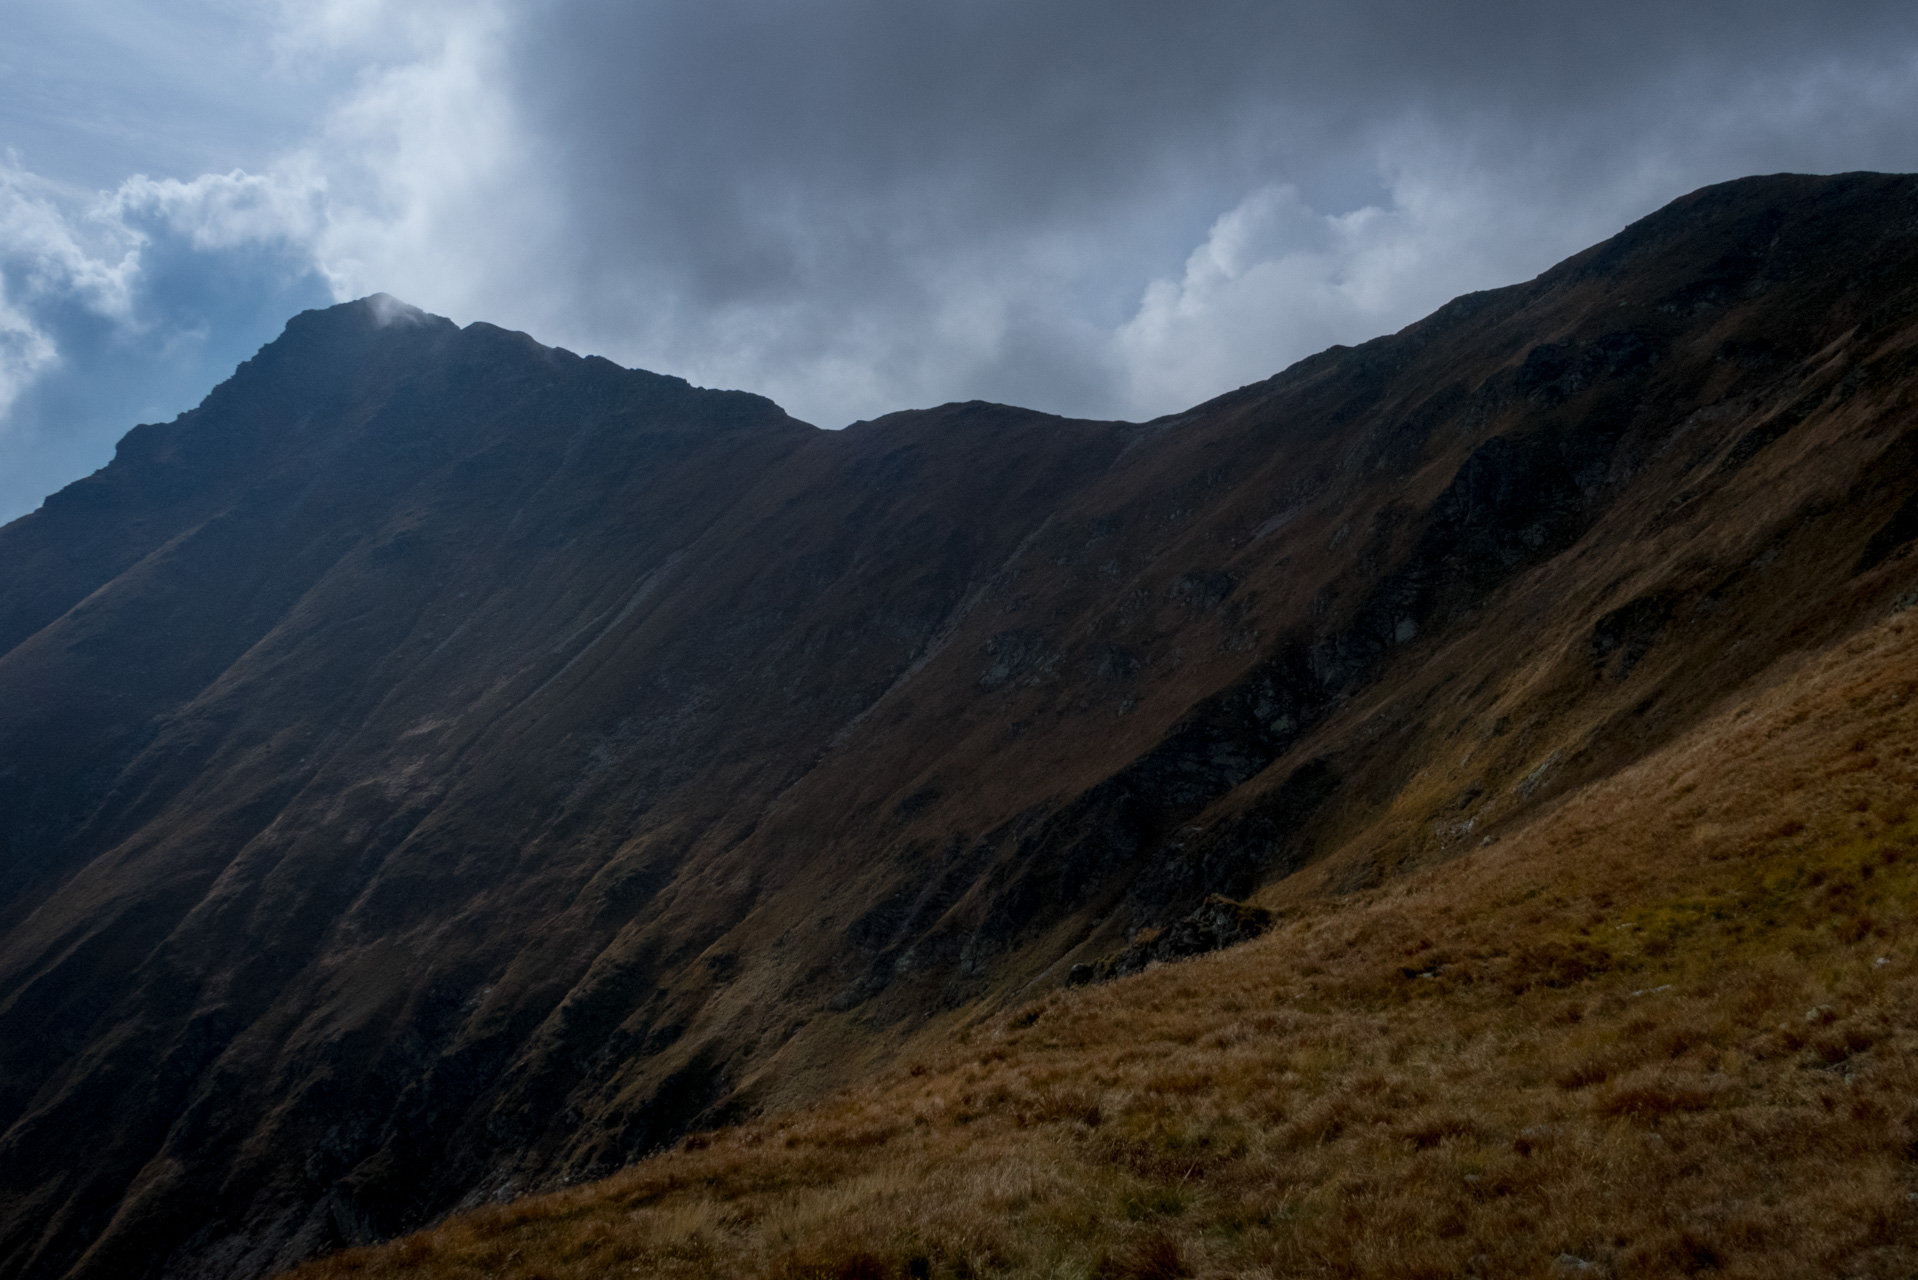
[3,2,1918,522]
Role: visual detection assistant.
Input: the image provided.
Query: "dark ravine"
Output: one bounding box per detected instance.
[4,173,1918,1279]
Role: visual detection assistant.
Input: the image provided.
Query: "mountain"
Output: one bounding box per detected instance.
[3,172,1918,1280]
[291,557,1918,1279]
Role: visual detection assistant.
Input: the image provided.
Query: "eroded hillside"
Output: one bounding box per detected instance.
[3,172,1918,1279]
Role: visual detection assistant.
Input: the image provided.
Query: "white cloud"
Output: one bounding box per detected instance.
[0,292,59,426]
[1113,153,1655,417]
[295,0,556,321]
[108,166,326,251]
[0,163,140,421]
[0,167,141,319]
[269,0,481,66]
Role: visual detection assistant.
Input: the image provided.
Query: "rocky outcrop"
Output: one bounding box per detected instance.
[1067,896,1275,985]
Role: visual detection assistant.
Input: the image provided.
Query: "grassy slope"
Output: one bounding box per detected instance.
[287,596,1918,1278]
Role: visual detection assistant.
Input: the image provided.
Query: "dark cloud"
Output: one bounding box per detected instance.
[524,0,1910,221]
[501,0,1918,417]
[516,0,1918,268]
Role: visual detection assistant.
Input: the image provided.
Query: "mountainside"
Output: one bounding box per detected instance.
[3,172,1918,1279]
[293,579,1918,1280]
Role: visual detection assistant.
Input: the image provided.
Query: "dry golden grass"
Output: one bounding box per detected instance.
[288,608,1918,1280]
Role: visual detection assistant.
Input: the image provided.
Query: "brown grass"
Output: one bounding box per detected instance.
[286,608,1918,1280]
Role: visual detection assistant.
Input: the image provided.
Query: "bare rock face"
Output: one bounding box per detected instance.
[1066,895,1275,986]
[5,173,1918,1279]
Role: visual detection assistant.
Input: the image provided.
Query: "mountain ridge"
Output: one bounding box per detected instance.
[3,170,1917,1279]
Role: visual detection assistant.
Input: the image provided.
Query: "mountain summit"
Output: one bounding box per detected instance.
[4,172,1918,1279]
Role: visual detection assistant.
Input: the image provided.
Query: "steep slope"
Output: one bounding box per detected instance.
[3,172,1918,1279]
[289,568,1918,1280]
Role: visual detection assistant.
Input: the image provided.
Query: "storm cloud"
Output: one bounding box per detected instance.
[4,0,1918,518]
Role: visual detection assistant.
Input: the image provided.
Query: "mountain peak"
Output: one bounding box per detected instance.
[274,292,457,343]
